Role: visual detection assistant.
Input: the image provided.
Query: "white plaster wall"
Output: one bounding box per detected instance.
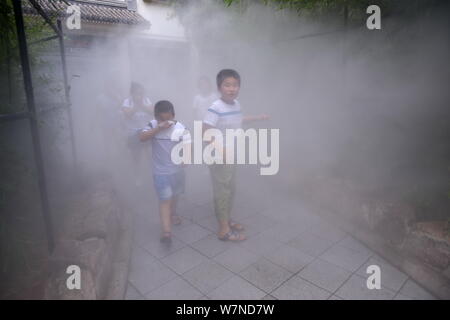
[136,0,187,42]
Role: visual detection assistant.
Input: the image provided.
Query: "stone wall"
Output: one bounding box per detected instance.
[44,180,132,300]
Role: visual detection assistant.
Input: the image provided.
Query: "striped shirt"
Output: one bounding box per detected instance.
[203,98,243,134]
[203,99,243,149]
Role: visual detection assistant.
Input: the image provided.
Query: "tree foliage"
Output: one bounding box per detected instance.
[222,0,448,21]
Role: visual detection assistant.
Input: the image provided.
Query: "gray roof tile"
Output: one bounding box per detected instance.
[23,0,150,27]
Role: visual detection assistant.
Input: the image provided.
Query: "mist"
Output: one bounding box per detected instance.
[55,0,448,221]
[5,0,447,300]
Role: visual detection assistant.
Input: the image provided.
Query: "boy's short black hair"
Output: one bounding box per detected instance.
[154,100,175,117]
[216,69,241,88]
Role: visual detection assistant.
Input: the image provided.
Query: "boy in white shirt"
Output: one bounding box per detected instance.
[140,100,190,243]
[203,69,269,242]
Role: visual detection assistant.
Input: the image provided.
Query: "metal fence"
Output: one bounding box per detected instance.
[0,0,77,253]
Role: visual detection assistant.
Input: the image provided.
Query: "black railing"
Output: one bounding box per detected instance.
[3,0,78,253]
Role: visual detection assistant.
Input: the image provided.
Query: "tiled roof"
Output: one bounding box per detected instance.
[23,0,150,27]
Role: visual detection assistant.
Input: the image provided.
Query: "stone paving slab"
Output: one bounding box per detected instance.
[182,260,235,295]
[172,223,212,245]
[263,244,315,273]
[161,246,208,275]
[356,256,408,292]
[213,246,260,273]
[288,231,336,257]
[206,275,266,300]
[309,221,348,243]
[338,235,375,255]
[138,233,186,260]
[238,233,284,256]
[297,258,352,293]
[128,259,178,295]
[191,234,234,258]
[335,274,397,300]
[239,258,293,293]
[144,277,203,300]
[126,167,436,300]
[271,276,331,300]
[398,279,436,300]
[319,243,372,273]
[125,283,144,300]
[259,222,310,244]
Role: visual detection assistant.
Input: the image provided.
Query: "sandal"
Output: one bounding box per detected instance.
[160,232,172,244]
[172,215,182,226]
[218,229,246,242]
[229,220,245,231]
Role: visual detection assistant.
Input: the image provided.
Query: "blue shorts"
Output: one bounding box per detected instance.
[153,170,185,201]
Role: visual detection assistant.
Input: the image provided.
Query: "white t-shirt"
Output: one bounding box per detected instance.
[121,96,152,136]
[203,98,243,148]
[203,98,243,130]
[142,120,190,175]
[193,92,218,121]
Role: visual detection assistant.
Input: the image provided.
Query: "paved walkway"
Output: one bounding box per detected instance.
[125,166,436,300]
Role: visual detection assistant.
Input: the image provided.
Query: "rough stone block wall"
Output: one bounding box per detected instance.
[44,181,132,300]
